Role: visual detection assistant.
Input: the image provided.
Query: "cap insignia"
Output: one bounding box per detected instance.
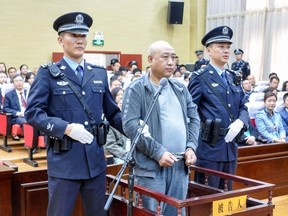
[75,14,84,24]
[222,27,228,35]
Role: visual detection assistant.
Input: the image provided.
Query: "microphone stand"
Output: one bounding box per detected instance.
[104,83,165,216]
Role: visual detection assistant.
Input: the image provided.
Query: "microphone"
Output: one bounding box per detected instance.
[153,77,168,98]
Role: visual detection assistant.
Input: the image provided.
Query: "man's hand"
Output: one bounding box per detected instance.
[245,136,257,145]
[185,148,197,166]
[225,119,244,142]
[66,123,94,144]
[158,152,178,167]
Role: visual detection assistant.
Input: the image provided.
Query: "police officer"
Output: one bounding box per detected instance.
[188,26,249,190]
[110,58,121,73]
[25,12,124,216]
[231,48,251,80]
[194,50,209,71]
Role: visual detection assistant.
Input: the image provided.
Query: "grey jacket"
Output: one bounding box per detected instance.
[122,74,200,177]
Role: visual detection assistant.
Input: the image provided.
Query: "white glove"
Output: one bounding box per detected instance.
[67,123,94,144]
[139,120,151,137]
[224,119,244,143]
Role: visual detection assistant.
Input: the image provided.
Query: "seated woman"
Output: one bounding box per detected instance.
[255,91,287,143]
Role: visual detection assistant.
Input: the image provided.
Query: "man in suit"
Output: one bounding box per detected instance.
[188,26,249,190]
[25,12,124,216]
[3,74,27,140]
[231,48,251,80]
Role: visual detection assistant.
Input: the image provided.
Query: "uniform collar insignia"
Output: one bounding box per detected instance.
[87,65,92,70]
[57,81,68,86]
[212,83,219,87]
[93,80,103,84]
[60,65,66,70]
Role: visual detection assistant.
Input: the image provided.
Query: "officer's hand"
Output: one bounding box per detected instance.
[158,152,178,167]
[67,123,94,144]
[185,148,197,166]
[225,119,244,142]
[139,120,151,137]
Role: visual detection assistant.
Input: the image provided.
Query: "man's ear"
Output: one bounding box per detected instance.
[147,55,153,64]
[57,36,63,46]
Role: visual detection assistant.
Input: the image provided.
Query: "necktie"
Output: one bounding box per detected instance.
[76,65,83,83]
[221,72,227,86]
[20,92,27,108]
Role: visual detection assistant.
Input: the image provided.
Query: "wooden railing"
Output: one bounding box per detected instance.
[106,165,275,216]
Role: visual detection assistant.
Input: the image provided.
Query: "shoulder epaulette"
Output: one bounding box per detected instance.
[226,69,238,76]
[40,63,48,69]
[87,63,105,70]
[193,68,205,76]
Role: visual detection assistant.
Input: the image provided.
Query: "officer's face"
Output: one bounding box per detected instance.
[206,43,230,67]
[235,54,242,61]
[148,44,176,80]
[58,32,87,62]
[197,54,204,59]
[112,62,121,72]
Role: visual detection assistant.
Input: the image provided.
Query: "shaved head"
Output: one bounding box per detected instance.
[148,40,174,56]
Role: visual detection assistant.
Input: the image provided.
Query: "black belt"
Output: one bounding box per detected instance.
[200,123,229,136]
[86,126,98,136]
[219,128,229,136]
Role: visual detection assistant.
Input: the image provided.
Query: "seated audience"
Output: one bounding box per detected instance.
[268,72,278,79]
[255,91,286,143]
[279,92,288,135]
[19,64,29,79]
[104,87,129,164]
[0,71,7,86]
[128,60,138,73]
[267,76,280,92]
[247,74,256,91]
[109,75,123,91]
[132,68,142,77]
[25,72,35,86]
[0,62,6,74]
[3,75,27,140]
[263,86,278,94]
[281,80,288,92]
[7,67,17,83]
[178,64,187,74]
[173,69,182,78]
[242,79,252,103]
[111,87,124,105]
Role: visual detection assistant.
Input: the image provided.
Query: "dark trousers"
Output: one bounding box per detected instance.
[194,158,237,190]
[47,171,107,216]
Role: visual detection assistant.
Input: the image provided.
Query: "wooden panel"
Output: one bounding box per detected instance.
[0,165,14,216]
[120,54,142,70]
[236,143,288,198]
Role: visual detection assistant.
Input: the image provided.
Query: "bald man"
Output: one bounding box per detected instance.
[122,40,200,215]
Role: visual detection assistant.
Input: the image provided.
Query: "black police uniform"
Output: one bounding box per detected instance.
[25,12,123,216]
[188,26,249,190]
[194,50,209,71]
[194,58,210,71]
[231,49,251,80]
